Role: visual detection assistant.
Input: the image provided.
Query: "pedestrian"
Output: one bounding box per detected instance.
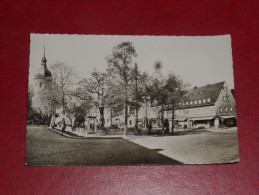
[148,121,152,135]
[164,118,169,135]
[61,117,66,136]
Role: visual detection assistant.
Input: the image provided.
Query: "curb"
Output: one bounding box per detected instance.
[47,127,124,139]
[47,127,83,139]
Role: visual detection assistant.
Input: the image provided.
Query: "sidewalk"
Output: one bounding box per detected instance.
[126,127,239,164]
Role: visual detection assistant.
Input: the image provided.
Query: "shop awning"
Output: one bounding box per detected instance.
[175,118,187,121]
[219,115,236,119]
[189,116,215,121]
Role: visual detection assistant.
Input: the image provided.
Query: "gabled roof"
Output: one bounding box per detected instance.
[187,81,224,101]
[162,81,225,110]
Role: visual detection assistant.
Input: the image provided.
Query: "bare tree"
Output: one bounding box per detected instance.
[149,72,188,134]
[77,69,108,129]
[49,63,76,113]
[162,73,188,134]
[106,42,138,136]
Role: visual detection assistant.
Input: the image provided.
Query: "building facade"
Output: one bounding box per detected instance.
[32,48,53,114]
[85,81,236,131]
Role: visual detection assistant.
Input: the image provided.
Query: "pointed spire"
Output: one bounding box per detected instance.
[41,45,47,66]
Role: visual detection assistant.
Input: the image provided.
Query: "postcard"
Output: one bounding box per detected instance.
[26,34,239,166]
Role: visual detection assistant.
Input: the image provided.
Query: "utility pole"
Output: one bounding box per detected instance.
[135,63,139,133]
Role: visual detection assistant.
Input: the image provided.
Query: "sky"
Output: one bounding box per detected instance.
[29,34,235,89]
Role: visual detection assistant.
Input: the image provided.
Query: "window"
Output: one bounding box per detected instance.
[107,119,109,122]
[129,120,132,125]
[179,102,182,106]
[200,91,205,94]
[40,82,43,87]
[182,102,185,106]
[227,96,230,101]
[220,107,222,112]
[194,100,198,104]
[190,101,193,105]
[225,107,228,112]
[223,96,225,101]
[198,100,202,104]
[207,98,211,102]
[203,99,206,103]
[186,102,189,105]
[230,106,233,112]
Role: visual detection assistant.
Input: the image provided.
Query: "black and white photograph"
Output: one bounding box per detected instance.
[26,34,239,166]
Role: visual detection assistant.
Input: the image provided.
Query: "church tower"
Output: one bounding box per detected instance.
[34,47,52,93]
[32,47,53,112]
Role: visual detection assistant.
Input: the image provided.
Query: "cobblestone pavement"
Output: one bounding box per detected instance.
[126,128,239,164]
[25,126,181,166]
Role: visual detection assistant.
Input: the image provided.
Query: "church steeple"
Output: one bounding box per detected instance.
[41,46,47,66]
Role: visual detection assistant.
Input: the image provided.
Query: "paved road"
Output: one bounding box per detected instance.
[25,126,181,166]
[127,128,239,164]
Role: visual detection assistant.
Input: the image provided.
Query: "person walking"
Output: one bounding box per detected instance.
[61,117,66,136]
[164,118,169,135]
[148,121,152,135]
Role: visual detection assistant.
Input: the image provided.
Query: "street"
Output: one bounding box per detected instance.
[127,128,239,164]
[25,126,181,166]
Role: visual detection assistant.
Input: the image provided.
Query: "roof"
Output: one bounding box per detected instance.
[162,81,225,110]
[35,65,52,78]
[187,82,224,101]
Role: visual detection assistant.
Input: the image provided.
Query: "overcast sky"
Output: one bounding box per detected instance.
[29,34,235,89]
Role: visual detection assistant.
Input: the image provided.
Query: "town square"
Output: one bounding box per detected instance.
[26,34,239,166]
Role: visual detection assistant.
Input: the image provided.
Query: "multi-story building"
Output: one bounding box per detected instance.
[86,81,236,131]
[164,81,236,130]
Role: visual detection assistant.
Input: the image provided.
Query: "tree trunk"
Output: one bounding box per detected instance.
[135,107,138,132]
[145,101,148,131]
[171,107,175,134]
[110,107,113,127]
[99,107,105,129]
[161,105,165,131]
[124,103,128,136]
